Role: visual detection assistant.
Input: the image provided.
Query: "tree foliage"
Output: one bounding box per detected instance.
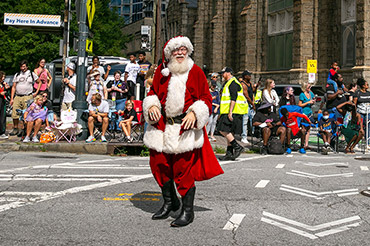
[0,0,130,75]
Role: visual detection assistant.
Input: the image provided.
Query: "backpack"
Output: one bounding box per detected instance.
[267,137,285,155]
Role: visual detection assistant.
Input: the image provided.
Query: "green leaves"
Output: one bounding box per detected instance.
[0,0,130,74]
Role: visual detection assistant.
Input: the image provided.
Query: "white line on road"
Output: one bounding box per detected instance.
[360,166,369,171]
[31,165,150,170]
[223,214,246,231]
[315,222,361,237]
[255,180,270,188]
[220,155,270,165]
[286,170,353,178]
[275,164,285,169]
[0,191,54,196]
[295,161,349,167]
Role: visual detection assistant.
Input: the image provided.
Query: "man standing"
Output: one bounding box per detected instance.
[137,51,152,100]
[62,62,77,110]
[217,67,247,161]
[143,36,223,227]
[9,60,40,136]
[240,70,254,144]
[87,56,108,80]
[326,73,346,118]
[124,53,141,100]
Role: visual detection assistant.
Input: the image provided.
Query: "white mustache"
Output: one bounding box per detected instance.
[176,55,185,58]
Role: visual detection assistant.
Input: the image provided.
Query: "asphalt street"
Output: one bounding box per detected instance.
[0,151,369,245]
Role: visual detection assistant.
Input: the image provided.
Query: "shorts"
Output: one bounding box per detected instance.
[217,114,243,135]
[12,95,33,119]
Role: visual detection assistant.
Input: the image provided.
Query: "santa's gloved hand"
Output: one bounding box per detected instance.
[148,106,161,123]
[182,111,196,130]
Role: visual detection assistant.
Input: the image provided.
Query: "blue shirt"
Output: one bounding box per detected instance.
[211,90,220,114]
[299,91,315,116]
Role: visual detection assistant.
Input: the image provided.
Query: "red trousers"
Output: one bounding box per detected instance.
[149,149,200,197]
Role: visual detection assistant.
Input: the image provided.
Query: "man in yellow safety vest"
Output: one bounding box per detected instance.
[217,67,248,160]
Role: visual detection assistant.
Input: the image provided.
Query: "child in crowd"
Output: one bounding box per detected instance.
[118,100,138,142]
[318,110,337,153]
[23,95,49,142]
[327,62,345,93]
[206,80,220,142]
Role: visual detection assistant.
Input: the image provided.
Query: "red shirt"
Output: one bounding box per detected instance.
[280,112,310,136]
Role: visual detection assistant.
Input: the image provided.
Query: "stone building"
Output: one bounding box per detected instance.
[186,0,367,85]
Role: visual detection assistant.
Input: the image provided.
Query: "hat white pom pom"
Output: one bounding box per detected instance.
[161,67,170,77]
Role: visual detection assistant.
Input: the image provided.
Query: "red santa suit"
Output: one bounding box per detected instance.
[143,37,223,197]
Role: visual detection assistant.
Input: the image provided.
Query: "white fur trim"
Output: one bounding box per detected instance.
[165,73,187,117]
[143,95,161,124]
[161,68,170,77]
[187,100,210,129]
[164,36,194,59]
[143,124,163,152]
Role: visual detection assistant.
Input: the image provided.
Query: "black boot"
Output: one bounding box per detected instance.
[152,180,180,220]
[231,139,244,159]
[218,146,235,161]
[171,186,196,227]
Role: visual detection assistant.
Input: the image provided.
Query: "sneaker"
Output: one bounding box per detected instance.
[299,148,306,154]
[286,148,292,154]
[32,136,39,143]
[261,145,268,155]
[9,129,19,136]
[101,135,107,142]
[241,137,249,144]
[45,126,52,131]
[23,136,30,143]
[86,136,96,143]
[0,134,8,139]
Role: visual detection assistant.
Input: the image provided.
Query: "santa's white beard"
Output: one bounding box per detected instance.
[167,55,192,75]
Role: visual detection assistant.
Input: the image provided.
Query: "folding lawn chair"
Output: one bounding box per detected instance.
[131,100,144,142]
[315,113,340,153]
[54,109,82,142]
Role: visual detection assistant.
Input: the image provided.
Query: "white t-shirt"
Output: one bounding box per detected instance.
[63,74,77,103]
[87,65,106,78]
[13,70,39,95]
[88,100,109,113]
[125,62,141,84]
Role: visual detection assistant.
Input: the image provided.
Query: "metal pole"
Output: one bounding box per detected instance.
[73,0,89,139]
[62,0,69,77]
[154,0,162,64]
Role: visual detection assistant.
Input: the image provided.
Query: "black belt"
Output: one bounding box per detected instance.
[16,93,32,97]
[161,109,187,125]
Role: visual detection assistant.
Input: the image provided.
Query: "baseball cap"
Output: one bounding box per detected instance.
[219,67,233,74]
[242,70,252,77]
[211,72,219,78]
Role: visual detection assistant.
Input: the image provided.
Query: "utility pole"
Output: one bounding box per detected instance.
[62,0,69,77]
[73,0,89,139]
[154,0,162,64]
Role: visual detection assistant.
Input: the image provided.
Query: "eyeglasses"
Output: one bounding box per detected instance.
[42,95,47,98]
[172,47,188,54]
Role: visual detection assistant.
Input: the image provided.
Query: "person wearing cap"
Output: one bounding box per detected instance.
[206,80,220,142]
[240,70,255,144]
[87,69,107,103]
[210,72,220,91]
[252,101,286,155]
[62,62,77,110]
[143,36,223,227]
[217,67,247,160]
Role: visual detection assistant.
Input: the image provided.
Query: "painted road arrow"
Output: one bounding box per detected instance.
[261,211,361,239]
[286,170,353,178]
[280,184,359,199]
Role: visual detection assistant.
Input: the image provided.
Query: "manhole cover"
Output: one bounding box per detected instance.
[354,157,370,161]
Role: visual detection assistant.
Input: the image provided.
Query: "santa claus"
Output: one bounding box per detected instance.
[143,36,224,227]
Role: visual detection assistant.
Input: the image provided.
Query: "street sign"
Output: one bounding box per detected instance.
[308,73,315,83]
[307,60,317,74]
[86,39,93,53]
[4,13,61,28]
[86,0,95,29]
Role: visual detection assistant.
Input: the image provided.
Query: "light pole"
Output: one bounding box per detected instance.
[73,0,89,139]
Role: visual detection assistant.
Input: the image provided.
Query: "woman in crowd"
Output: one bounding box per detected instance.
[354,78,370,146]
[262,79,279,112]
[41,92,57,130]
[87,69,107,103]
[279,86,296,107]
[206,80,220,142]
[23,95,48,143]
[34,58,52,94]
[298,83,315,150]
[337,101,364,154]
[346,82,357,102]
[106,71,128,112]
[0,71,10,139]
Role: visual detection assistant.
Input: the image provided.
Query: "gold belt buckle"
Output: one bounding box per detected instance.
[167,117,175,125]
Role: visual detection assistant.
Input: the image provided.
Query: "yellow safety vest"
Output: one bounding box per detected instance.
[220,77,248,115]
[254,89,262,104]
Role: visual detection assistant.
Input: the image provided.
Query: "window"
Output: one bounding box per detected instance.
[341,0,356,67]
[110,0,121,6]
[212,0,217,17]
[123,5,130,14]
[267,1,293,70]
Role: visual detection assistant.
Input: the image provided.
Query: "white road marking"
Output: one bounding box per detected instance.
[31,165,150,170]
[0,191,54,196]
[0,174,153,213]
[315,223,361,237]
[275,164,285,169]
[295,161,349,167]
[280,184,359,198]
[223,214,246,231]
[286,170,353,178]
[220,155,270,165]
[255,180,270,188]
[360,166,369,171]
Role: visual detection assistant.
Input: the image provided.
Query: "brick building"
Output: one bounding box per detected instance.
[166,0,368,85]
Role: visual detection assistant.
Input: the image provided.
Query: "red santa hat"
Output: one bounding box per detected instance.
[161,36,194,77]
